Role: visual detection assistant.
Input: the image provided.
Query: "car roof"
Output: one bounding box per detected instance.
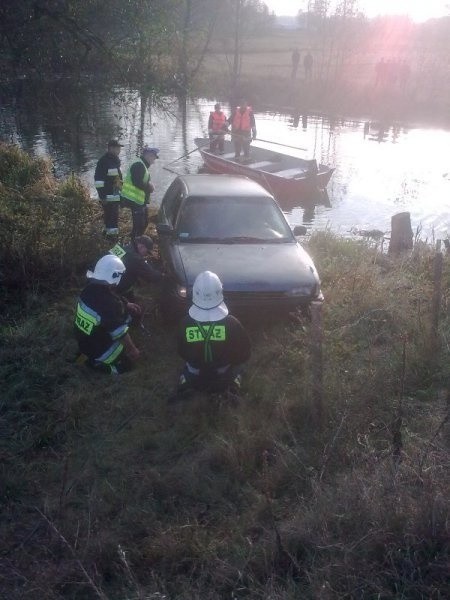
[177,174,275,199]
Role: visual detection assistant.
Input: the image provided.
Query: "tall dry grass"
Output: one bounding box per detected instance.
[0,150,449,599]
[0,143,102,293]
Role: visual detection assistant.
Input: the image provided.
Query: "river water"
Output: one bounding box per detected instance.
[1,81,449,239]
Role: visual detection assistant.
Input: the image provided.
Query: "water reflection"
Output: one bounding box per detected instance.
[1,78,449,237]
[289,113,308,129]
[363,121,407,144]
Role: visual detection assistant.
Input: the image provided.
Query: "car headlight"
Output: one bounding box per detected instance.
[286,282,322,298]
[286,286,311,297]
[176,284,188,298]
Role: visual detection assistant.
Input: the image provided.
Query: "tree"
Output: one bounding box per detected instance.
[308,0,330,19]
[211,0,273,99]
[0,0,273,93]
[0,1,174,80]
[169,0,222,93]
[335,0,360,18]
[0,1,113,74]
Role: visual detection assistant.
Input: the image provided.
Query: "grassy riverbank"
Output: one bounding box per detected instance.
[1,146,449,599]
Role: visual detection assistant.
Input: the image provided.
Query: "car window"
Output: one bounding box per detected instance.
[175,196,294,242]
[162,180,184,225]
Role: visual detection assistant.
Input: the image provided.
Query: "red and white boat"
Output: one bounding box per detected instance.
[194,137,334,205]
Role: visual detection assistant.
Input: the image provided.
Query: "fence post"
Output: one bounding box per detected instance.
[431,249,443,350]
[310,301,323,426]
[388,212,413,255]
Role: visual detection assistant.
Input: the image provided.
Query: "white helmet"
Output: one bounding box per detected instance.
[86,255,125,285]
[189,271,229,322]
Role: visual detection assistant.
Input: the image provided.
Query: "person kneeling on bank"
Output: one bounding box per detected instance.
[109,235,164,302]
[74,255,141,374]
[176,271,251,394]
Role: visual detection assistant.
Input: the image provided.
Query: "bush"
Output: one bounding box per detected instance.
[0,143,102,291]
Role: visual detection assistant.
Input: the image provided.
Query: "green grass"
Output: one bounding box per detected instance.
[1,147,449,599]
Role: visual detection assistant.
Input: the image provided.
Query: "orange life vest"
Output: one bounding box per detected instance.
[210,111,227,132]
[232,106,252,131]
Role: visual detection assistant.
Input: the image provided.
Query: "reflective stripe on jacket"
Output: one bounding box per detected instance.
[232,107,252,131]
[75,300,101,336]
[210,111,227,132]
[121,159,150,206]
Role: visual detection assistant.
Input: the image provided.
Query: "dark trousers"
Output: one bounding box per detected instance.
[121,198,149,238]
[101,200,119,235]
[209,133,225,152]
[233,131,251,158]
[182,364,242,393]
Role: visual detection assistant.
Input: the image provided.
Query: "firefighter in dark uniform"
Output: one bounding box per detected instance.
[74,255,141,374]
[120,146,159,239]
[109,235,164,300]
[94,140,123,238]
[176,271,251,395]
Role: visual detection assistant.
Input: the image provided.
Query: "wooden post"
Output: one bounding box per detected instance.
[388,212,413,255]
[310,301,323,426]
[430,250,443,349]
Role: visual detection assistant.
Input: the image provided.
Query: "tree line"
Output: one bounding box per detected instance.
[0,0,273,90]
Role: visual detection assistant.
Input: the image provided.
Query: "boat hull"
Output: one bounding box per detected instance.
[195,138,334,205]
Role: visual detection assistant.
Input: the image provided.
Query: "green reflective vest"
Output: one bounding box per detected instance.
[121,158,150,206]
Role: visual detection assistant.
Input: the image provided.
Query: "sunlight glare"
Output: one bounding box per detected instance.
[263,0,449,22]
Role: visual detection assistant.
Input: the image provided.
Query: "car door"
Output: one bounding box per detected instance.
[159,178,181,225]
[158,178,185,277]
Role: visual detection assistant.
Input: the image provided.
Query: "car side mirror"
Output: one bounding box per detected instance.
[293,225,308,236]
[156,223,175,237]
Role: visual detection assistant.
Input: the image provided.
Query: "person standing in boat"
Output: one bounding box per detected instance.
[94,139,123,238]
[228,100,257,161]
[208,103,228,154]
[120,145,159,239]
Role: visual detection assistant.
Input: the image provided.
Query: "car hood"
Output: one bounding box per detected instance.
[176,242,320,292]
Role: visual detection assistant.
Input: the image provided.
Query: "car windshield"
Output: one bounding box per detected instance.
[176,196,294,243]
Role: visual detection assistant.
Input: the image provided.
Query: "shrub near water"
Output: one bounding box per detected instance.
[0,143,102,291]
